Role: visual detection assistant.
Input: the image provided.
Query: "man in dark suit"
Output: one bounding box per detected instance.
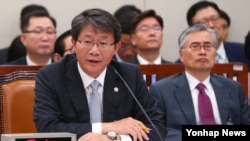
[0,47,8,64]
[33,8,166,141]
[53,29,73,62]
[150,24,250,141]
[113,5,141,62]
[8,10,56,65]
[176,1,250,69]
[129,9,171,65]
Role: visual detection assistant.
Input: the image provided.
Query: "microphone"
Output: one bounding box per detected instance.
[111,65,164,141]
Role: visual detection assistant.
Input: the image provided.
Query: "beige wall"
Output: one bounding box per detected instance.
[0,0,249,62]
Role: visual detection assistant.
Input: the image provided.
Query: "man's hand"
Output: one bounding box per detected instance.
[78,132,110,141]
[102,117,149,141]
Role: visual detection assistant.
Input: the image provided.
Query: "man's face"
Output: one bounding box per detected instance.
[216,18,229,42]
[192,7,220,41]
[179,31,217,73]
[72,25,120,78]
[117,34,136,62]
[63,35,74,56]
[131,17,163,52]
[21,16,56,58]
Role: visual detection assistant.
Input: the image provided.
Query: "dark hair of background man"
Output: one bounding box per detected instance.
[114,5,141,34]
[186,1,220,26]
[129,9,164,34]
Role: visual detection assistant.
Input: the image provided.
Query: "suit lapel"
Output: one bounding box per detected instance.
[102,65,122,121]
[65,59,90,122]
[210,75,230,124]
[174,73,197,124]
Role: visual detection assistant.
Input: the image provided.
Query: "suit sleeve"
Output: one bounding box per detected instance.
[33,67,91,139]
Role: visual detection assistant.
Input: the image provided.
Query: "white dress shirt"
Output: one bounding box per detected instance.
[77,63,131,141]
[216,43,228,63]
[26,55,52,66]
[185,71,222,124]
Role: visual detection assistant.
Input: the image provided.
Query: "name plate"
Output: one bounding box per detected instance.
[1,133,76,141]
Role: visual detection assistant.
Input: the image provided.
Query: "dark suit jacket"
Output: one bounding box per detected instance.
[33,54,167,140]
[129,56,172,64]
[224,42,250,68]
[150,72,250,140]
[0,47,8,64]
[7,56,54,65]
[175,42,250,69]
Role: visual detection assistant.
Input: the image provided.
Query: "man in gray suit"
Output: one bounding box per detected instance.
[150,24,250,141]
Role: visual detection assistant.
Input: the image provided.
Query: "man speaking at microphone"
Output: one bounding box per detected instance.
[33,8,166,141]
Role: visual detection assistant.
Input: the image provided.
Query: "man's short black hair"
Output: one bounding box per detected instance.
[114,5,141,34]
[219,9,230,27]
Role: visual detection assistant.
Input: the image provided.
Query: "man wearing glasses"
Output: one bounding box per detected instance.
[8,10,56,65]
[176,1,250,69]
[33,8,166,141]
[53,29,74,62]
[129,9,172,66]
[150,24,250,141]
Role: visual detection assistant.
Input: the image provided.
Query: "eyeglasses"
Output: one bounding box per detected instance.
[121,43,135,49]
[64,46,74,53]
[196,16,220,25]
[137,25,162,33]
[77,39,115,51]
[184,43,217,51]
[24,29,56,36]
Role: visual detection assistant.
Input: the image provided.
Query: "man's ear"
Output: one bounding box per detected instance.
[53,53,62,62]
[114,41,121,51]
[20,34,27,47]
[130,34,136,46]
[179,50,184,63]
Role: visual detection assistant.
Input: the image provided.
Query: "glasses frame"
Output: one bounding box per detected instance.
[182,43,217,51]
[196,16,220,25]
[24,29,57,36]
[137,25,162,33]
[76,39,115,51]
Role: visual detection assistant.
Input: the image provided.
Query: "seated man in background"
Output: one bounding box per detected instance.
[176,1,250,69]
[33,8,166,141]
[113,5,141,62]
[53,29,73,62]
[129,9,171,65]
[8,10,57,65]
[7,4,50,63]
[150,24,250,141]
[217,9,230,42]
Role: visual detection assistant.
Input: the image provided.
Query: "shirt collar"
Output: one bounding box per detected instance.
[26,55,52,66]
[216,43,227,62]
[137,54,162,64]
[185,71,210,90]
[77,62,106,88]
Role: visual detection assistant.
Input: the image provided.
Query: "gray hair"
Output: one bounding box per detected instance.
[178,24,218,49]
[71,8,121,44]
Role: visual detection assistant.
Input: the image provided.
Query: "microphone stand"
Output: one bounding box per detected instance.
[113,68,164,141]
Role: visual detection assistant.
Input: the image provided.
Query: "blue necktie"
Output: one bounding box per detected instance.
[89,80,101,123]
[149,62,157,84]
[216,53,220,63]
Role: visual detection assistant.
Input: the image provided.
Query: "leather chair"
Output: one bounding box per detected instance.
[2,79,36,133]
[0,66,42,134]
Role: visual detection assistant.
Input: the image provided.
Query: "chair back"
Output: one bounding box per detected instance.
[138,63,248,99]
[2,79,36,133]
[0,65,42,134]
